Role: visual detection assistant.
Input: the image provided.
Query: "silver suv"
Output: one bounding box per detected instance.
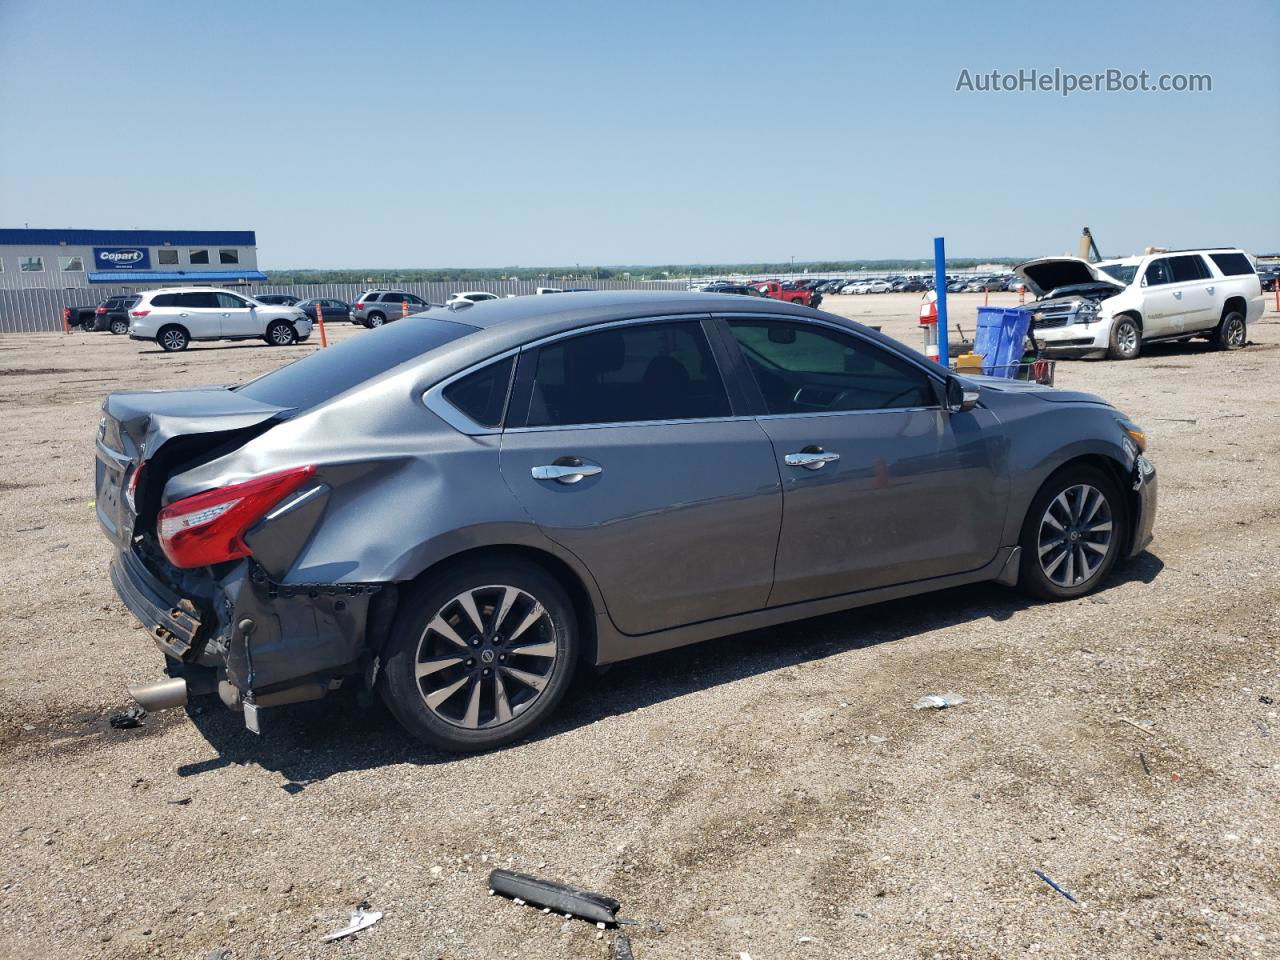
[127,287,311,352]
[350,290,433,328]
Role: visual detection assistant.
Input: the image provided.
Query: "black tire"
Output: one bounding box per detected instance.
[157,325,190,352]
[367,312,385,328]
[1212,310,1246,351]
[110,318,129,335]
[381,558,579,752]
[1018,463,1127,601]
[265,319,297,346]
[1107,315,1141,360]
[82,318,98,333]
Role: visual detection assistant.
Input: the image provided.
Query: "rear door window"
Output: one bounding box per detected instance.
[216,292,250,308]
[521,321,730,427]
[178,292,220,308]
[237,316,476,411]
[1209,252,1255,276]
[1169,255,1210,283]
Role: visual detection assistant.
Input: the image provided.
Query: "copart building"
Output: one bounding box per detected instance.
[0,228,265,289]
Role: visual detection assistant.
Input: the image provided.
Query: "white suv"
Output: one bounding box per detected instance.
[1016,248,1264,360]
[128,287,312,352]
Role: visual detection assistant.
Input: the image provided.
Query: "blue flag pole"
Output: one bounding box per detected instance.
[933,237,949,368]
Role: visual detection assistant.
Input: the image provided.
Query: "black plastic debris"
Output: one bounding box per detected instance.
[108,704,146,729]
[488,869,620,926]
[614,931,636,959]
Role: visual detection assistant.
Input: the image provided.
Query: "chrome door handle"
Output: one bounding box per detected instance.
[531,461,602,484]
[785,451,840,470]
[1172,291,1182,299]
[1206,286,1214,294]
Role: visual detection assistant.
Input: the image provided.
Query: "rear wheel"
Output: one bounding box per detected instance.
[1018,464,1126,601]
[381,559,578,752]
[157,325,189,352]
[1212,310,1246,351]
[110,318,129,335]
[265,320,296,346]
[1107,316,1141,360]
[82,318,98,332]
[367,312,386,328]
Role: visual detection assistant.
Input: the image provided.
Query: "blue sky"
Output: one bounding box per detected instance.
[1,0,1277,268]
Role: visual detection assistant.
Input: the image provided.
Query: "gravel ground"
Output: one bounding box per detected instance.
[1,294,1278,960]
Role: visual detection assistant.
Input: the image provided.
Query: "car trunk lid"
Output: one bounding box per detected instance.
[95,388,291,551]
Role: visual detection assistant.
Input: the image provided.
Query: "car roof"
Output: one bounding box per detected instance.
[419,289,825,341]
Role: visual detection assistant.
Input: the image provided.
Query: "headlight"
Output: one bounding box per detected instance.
[1075,301,1099,322]
[1119,419,1146,452]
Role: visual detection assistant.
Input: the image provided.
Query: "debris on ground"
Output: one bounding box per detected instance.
[913,692,966,710]
[1032,869,1079,905]
[613,932,636,959]
[320,906,382,942]
[488,869,620,926]
[206,949,230,960]
[108,704,146,729]
[1139,752,1151,776]
[1260,695,1275,705]
[166,796,192,806]
[1118,716,1156,737]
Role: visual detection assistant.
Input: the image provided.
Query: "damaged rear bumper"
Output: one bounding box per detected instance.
[110,547,385,728]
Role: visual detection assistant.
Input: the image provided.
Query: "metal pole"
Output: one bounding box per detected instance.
[933,237,949,368]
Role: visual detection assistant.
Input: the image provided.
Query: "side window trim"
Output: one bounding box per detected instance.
[714,313,944,417]
[503,314,746,432]
[422,347,520,435]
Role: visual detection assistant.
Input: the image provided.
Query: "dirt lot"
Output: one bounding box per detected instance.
[1,293,1278,960]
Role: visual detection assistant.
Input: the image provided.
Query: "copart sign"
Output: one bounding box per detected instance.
[93,247,152,270]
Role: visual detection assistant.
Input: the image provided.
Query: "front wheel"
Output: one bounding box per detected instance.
[110,318,129,335]
[1107,316,1141,360]
[82,319,98,333]
[1018,464,1126,601]
[1212,310,1246,351]
[381,560,579,752]
[157,325,190,352]
[265,320,297,346]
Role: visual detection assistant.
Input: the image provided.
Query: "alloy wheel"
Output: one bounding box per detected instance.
[270,323,295,345]
[161,329,186,351]
[414,584,558,729]
[1117,322,1138,355]
[1226,316,1246,347]
[1037,483,1114,588]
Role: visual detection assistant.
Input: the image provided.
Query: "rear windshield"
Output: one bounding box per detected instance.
[237,316,476,411]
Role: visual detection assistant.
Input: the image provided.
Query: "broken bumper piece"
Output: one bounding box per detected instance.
[111,547,381,733]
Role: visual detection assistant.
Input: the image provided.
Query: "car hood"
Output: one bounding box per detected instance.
[1014,257,1124,299]
[964,374,1109,406]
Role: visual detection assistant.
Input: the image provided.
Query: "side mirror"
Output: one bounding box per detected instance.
[945,375,980,414]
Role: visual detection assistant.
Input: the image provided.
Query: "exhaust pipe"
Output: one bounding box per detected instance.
[127,677,188,712]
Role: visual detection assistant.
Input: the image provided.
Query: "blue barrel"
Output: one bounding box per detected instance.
[974,307,1031,378]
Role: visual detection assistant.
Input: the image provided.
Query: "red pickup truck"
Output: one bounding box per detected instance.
[751,281,816,307]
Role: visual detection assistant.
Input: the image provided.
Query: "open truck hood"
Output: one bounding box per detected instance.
[95,388,291,551]
[1014,257,1124,299]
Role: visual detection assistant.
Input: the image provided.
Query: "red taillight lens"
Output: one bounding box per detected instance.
[96,306,107,314]
[130,310,150,318]
[157,466,316,568]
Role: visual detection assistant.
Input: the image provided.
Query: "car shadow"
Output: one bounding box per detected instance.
[178,551,1164,790]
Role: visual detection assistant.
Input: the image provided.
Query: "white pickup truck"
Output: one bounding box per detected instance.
[1016,248,1264,360]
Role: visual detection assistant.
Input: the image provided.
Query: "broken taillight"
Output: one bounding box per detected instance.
[157,466,316,568]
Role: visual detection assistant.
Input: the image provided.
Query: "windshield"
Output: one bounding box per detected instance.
[237,315,476,411]
[1098,263,1138,285]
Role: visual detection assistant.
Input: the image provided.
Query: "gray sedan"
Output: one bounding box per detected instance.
[97,291,1156,751]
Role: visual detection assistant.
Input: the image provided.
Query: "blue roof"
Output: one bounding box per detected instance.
[0,228,256,247]
[88,269,268,284]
